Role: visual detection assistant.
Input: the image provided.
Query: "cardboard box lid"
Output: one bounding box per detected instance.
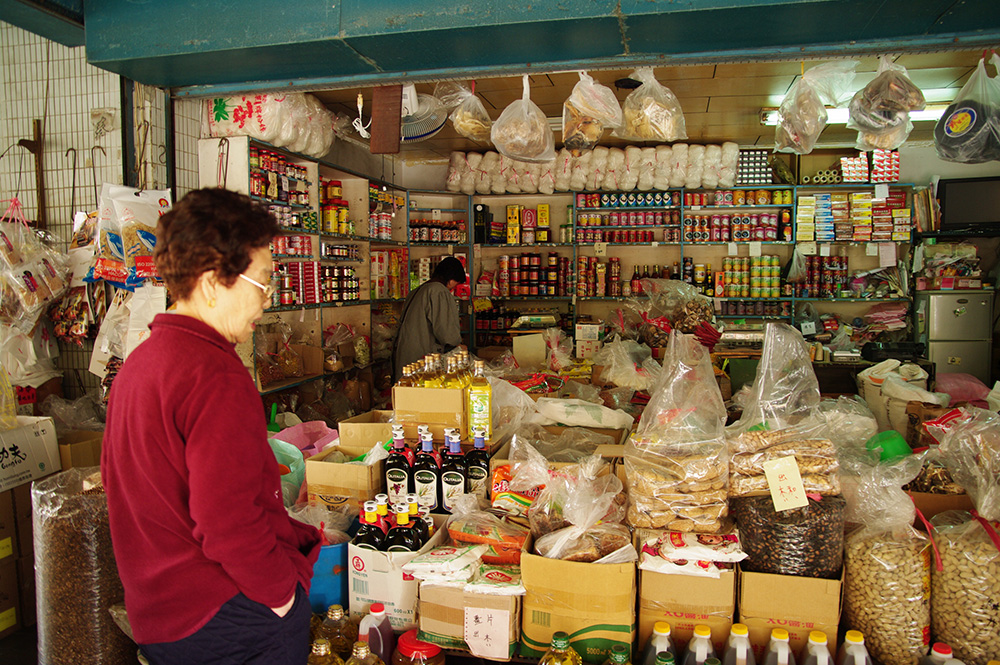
[739,566,842,623]
[520,553,635,615]
[638,569,736,616]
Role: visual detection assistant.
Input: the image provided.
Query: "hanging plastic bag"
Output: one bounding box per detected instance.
[562,71,623,155]
[434,80,493,143]
[0,359,17,431]
[775,60,858,154]
[614,67,687,141]
[848,55,926,151]
[935,51,1000,163]
[109,186,171,287]
[491,74,555,163]
[625,332,729,532]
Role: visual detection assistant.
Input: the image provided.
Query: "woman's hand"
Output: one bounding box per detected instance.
[269,593,295,617]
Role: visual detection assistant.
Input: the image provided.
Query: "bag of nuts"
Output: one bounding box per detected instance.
[625,332,729,533]
[843,453,931,665]
[926,407,1000,665]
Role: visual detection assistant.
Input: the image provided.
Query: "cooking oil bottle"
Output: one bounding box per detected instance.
[319,604,357,660]
[308,638,345,665]
[467,359,492,439]
[682,626,717,665]
[351,501,385,551]
[799,631,830,665]
[406,493,431,544]
[540,631,583,665]
[604,644,632,665]
[444,356,464,389]
[763,629,795,665]
[413,433,441,514]
[346,640,385,665]
[836,632,872,665]
[642,622,676,665]
[397,364,415,387]
[723,624,755,665]
[465,427,490,500]
[424,354,444,387]
[440,433,467,513]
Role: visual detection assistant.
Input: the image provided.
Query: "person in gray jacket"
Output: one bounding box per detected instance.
[393,257,467,381]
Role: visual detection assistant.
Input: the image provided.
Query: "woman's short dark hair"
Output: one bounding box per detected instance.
[154,188,278,300]
[431,256,467,284]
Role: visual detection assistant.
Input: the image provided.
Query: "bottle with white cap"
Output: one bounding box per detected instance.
[799,631,831,665]
[836,631,872,665]
[763,629,796,665]
[723,624,755,665]
[641,622,676,665]
[681,625,716,665]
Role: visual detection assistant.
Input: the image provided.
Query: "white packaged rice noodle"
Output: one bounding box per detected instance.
[403,544,488,577]
[639,530,747,563]
[464,563,526,596]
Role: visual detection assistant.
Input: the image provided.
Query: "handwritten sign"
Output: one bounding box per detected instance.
[464,607,510,660]
[763,456,808,511]
[879,242,897,268]
[595,242,608,257]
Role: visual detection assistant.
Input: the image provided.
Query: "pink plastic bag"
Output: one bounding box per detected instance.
[274,420,340,459]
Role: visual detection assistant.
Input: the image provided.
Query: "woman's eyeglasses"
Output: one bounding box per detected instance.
[239,273,276,299]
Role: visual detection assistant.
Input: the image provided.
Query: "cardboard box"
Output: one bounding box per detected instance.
[0,491,14,563]
[255,343,324,391]
[337,410,393,450]
[15,555,34,627]
[0,557,19,639]
[520,553,635,663]
[576,340,603,360]
[392,386,468,441]
[0,416,60,493]
[11,483,33,559]
[348,516,447,631]
[306,444,384,509]
[738,567,842,659]
[58,429,104,471]
[418,583,521,660]
[575,323,604,342]
[907,491,974,526]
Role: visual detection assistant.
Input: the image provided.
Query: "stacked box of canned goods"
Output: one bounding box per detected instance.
[797,255,850,298]
[496,253,569,297]
[721,256,784,299]
[683,211,791,243]
[576,191,680,208]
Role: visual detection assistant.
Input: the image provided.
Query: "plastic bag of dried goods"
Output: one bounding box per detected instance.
[775,60,858,154]
[492,75,555,163]
[934,52,1000,163]
[435,80,493,143]
[614,67,687,141]
[848,55,926,151]
[562,71,622,155]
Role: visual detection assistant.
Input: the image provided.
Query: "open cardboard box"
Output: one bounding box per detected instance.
[254,343,324,392]
[57,429,104,471]
[907,491,974,526]
[392,386,468,441]
[306,444,384,509]
[337,410,393,449]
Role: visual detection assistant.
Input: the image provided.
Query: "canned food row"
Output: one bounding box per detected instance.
[685,189,794,207]
[576,228,674,243]
[272,235,313,257]
[577,210,680,227]
[720,300,793,317]
[577,192,682,208]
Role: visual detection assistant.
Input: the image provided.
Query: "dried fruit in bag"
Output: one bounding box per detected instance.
[491,74,555,163]
[848,55,926,151]
[435,80,493,143]
[775,61,858,154]
[614,67,687,142]
[562,71,623,155]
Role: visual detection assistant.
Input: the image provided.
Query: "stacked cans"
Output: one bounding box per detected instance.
[320,265,360,302]
[576,192,681,208]
[722,256,783,299]
[720,300,792,317]
[577,210,677,226]
[683,213,787,243]
[272,234,313,257]
[368,211,395,240]
[497,253,567,297]
[320,243,360,261]
[576,257,623,297]
[408,219,467,244]
[576,228,658,243]
[681,190,793,207]
[797,255,849,299]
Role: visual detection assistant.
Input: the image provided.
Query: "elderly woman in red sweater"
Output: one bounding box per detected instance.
[102,188,320,665]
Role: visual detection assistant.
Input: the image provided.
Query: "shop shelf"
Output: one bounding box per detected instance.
[685,204,792,210]
[249,195,312,210]
[319,256,363,263]
[265,303,321,313]
[322,300,372,307]
[276,228,319,236]
[259,373,325,395]
[795,297,909,302]
[319,232,369,242]
[409,241,464,247]
[369,238,408,246]
[272,254,316,260]
[251,168,311,186]
[410,207,467,213]
[577,205,682,211]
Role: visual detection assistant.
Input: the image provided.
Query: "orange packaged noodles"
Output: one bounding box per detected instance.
[447,495,530,564]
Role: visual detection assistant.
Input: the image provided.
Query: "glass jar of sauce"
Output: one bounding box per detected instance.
[392,630,443,665]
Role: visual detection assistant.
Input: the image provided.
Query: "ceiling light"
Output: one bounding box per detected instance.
[760,104,948,126]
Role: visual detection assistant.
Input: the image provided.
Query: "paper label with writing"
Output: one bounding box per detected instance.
[764,456,808,511]
[879,242,897,268]
[595,242,608,257]
[464,607,511,660]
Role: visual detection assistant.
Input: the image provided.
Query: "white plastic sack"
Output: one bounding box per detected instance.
[531,397,634,430]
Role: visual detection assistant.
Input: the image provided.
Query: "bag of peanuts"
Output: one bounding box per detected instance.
[926,406,1000,665]
[842,453,932,665]
[625,332,729,533]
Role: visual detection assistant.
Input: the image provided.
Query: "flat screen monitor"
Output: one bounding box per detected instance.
[938,176,1000,235]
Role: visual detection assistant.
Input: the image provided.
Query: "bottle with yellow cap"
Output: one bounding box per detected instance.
[681,625,717,665]
[836,631,872,665]
[723,624,755,665]
[763,629,795,665]
[641,622,676,665]
[799,631,831,665]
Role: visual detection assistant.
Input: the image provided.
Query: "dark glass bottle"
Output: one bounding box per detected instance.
[630,266,641,296]
[385,431,412,505]
[465,428,491,501]
[406,493,431,545]
[439,435,467,514]
[351,501,385,551]
[384,504,423,552]
[412,434,441,514]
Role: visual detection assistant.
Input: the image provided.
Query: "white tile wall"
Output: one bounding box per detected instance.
[174,98,202,197]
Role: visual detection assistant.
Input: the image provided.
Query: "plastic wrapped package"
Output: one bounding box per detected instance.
[775,61,858,154]
[732,495,846,578]
[537,158,556,195]
[527,454,625,538]
[719,142,739,188]
[935,52,1000,163]
[814,395,879,450]
[637,530,745,577]
[435,80,493,143]
[641,278,714,333]
[626,333,728,533]
[603,147,625,191]
[652,145,673,190]
[461,152,480,196]
[502,155,521,194]
[507,423,614,464]
[701,144,721,188]
[524,160,542,194]
[543,327,574,373]
[637,147,657,191]
[0,361,17,431]
[287,504,352,545]
[615,67,687,141]
[562,71,623,155]
[569,150,591,191]
[926,407,1000,665]
[446,151,464,192]
[553,149,574,191]
[619,146,641,191]
[448,494,530,564]
[464,563,526,595]
[848,55,926,151]
[684,144,705,190]
[492,75,555,163]
[532,397,634,430]
[475,151,498,194]
[33,469,134,665]
[671,144,691,188]
[204,92,334,158]
[842,455,930,665]
[592,338,661,391]
[587,146,609,191]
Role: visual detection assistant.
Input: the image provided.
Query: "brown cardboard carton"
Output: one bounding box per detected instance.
[417,583,521,660]
[11,483,33,558]
[255,343,324,391]
[907,491,974,526]
[392,386,468,440]
[15,555,34,627]
[0,491,14,563]
[638,568,736,654]
[306,444,384,509]
[0,557,19,639]
[337,410,393,450]
[738,566,842,658]
[0,416,60,493]
[58,429,104,470]
[519,553,635,663]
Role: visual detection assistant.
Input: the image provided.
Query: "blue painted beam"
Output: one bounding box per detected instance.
[1,0,84,46]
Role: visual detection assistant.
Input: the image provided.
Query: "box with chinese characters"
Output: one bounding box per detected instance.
[637,561,735,654]
[417,582,521,660]
[0,416,60,493]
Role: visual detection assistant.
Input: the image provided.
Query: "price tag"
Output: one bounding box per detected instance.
[651,241,658,247]
[819,244,831,257]
[727,242,738,255]
[465,607,511,660]
[799,242,817,255]
[866,242,878,257]
[595,242,608,257]
[874,184,890,201]
[749,241,762,257]
[763,456,809,511]
[879,242,897,268]
[432,208,442,220]
[800,320,817,335]
[473,243,482,257]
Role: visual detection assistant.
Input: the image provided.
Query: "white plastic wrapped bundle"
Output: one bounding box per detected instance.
[603,147,625,190]
[653,145,673,190]
[503,156,523,194]
[473,152,492,194]
[637,147,657,191]
[522,161,541,194]
[538,158,557,195]
[587,146,609,191]
[669,143,688,188]
[720,142,739,188]
[702,144,722,188]
[685,144,705,189]
[288,96,314,154]
[619,146,641,191]
[461,152,481,195]
[553,149,573,191]
[480,151,502,194]
[570,150,591,191]
[205,93,283,143]
[446,151,464,192]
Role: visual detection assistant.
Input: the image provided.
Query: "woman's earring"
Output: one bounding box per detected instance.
[208,298,216,308]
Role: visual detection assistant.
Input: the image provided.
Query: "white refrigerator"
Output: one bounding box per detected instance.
[914,289,995,384]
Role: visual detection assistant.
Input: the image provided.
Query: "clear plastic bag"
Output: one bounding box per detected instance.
[775,61,858,154]
[491,74,555,163]
[626,333,729,532]
[286,504,352,544]
[434,80,493,143]
[848,55,926,151]
[562,71,622,155]
[527,454,625,538]
[110,187,170,287]
[447,493,531,564]
[614,67,687,141]
[592,338,660,392]
[532,396,634,430]
[842,455,930,665]
[934,52,1000,163]
[640,278,714,334]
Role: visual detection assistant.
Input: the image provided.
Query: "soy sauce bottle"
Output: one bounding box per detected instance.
[412,433,441,514]
[384,503,423,552]
[351,500,385,551]
[465,427,490,501]
[440,433,467,514]
[385,429,412,505]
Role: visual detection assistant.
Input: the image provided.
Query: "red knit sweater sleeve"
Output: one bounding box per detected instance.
[183,370,301,609]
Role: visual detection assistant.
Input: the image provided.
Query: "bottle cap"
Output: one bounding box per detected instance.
[609,644,629,664]
[705,660,721,665]
[653,622,671,636]
[845,630,864,644]
[406,493,419,504]
[807,631,827,645]
[370,602,385,615]
[397,629,442,659]
[932,644,953,656]
[326,604,344,619]
[693,625,711,638]
[730,623,748,637]
[552,631,570,649]
[375,494,388,504]
[771,628,789,641]
[655,653,675,665]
